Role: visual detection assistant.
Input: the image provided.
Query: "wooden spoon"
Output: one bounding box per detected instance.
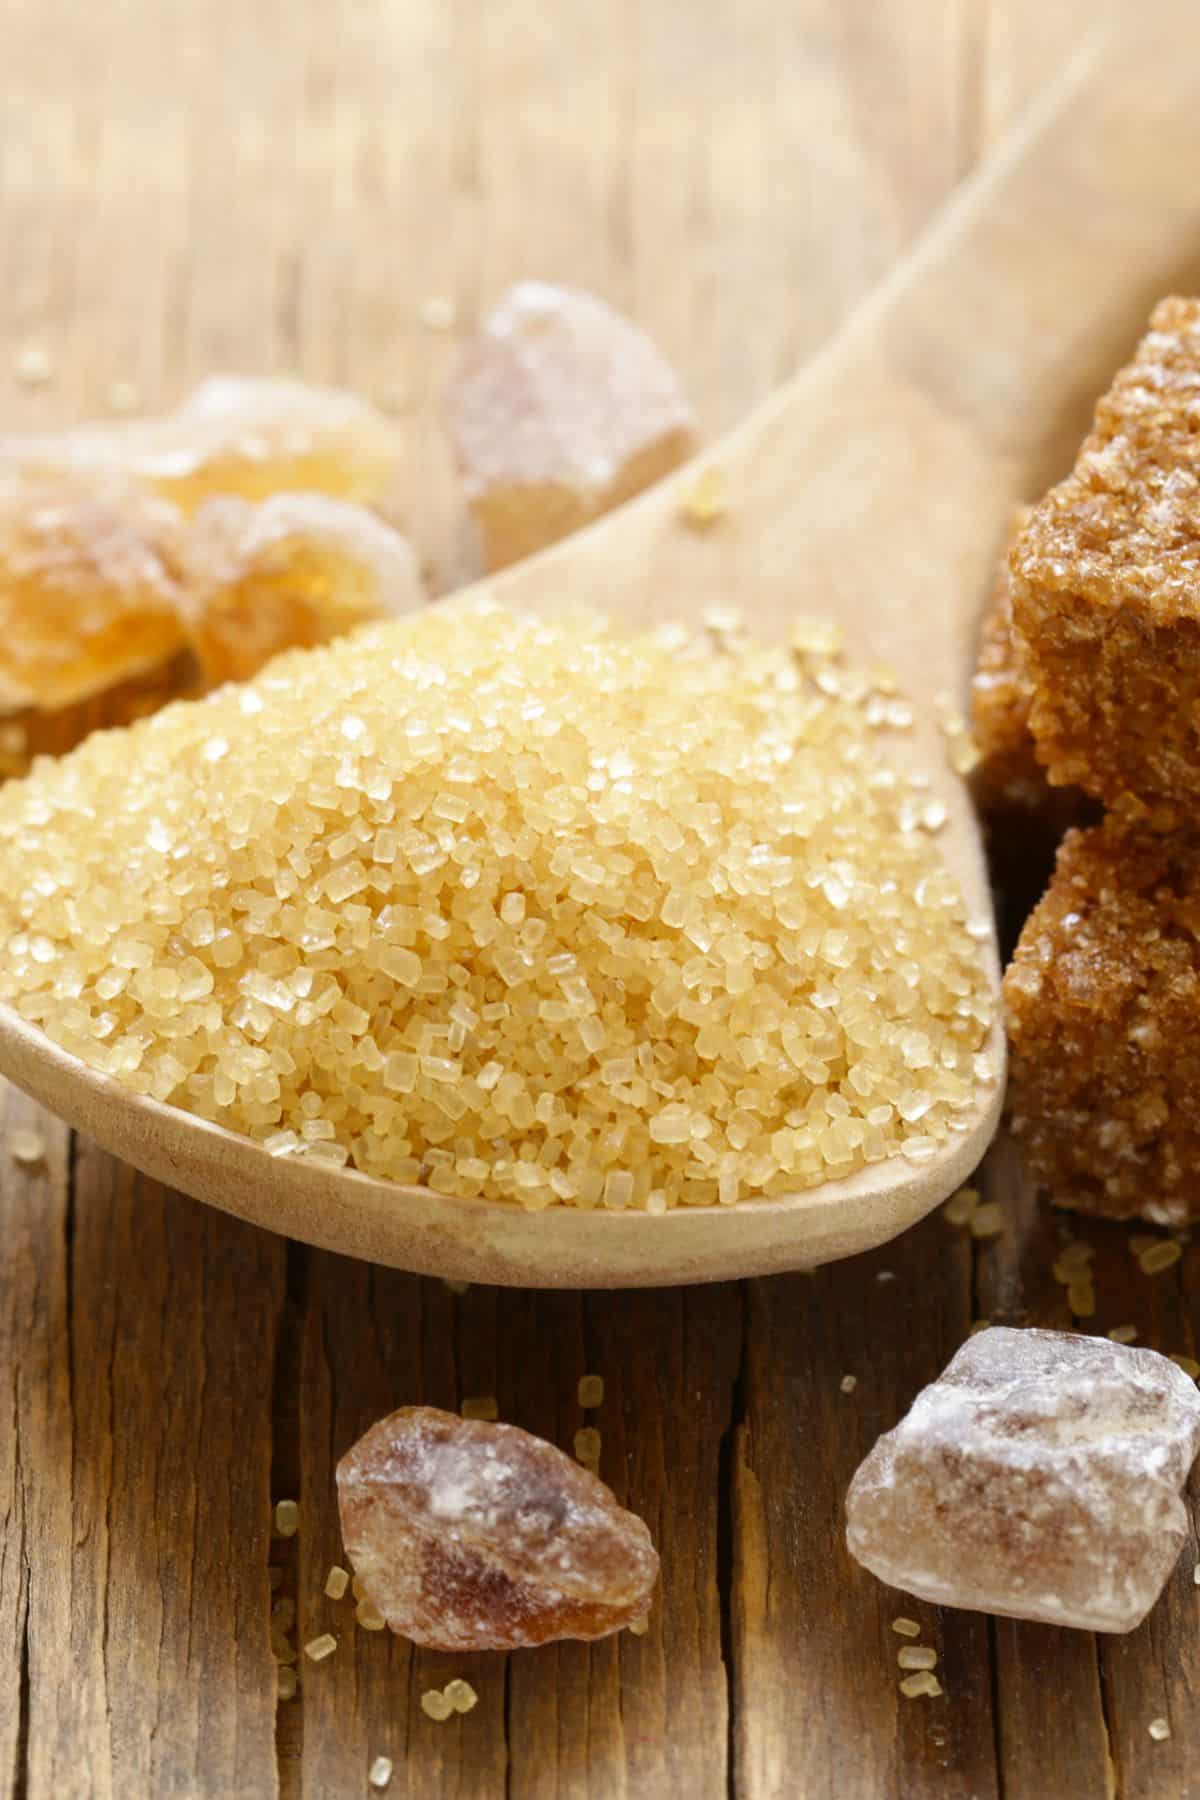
[2,14,1198,1286]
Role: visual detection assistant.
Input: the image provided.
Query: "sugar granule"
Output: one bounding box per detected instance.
[324,1564,350,1600]
[897,1645,937,1671]
[274,1499,300,1538]
[368,1755,394,1789]
[1108,1325,1139,1345]
[840,1374,858,1394]
[420,296,457,332]
[9,1128,45,1167]
[0,599,992,1212]
[891,1617,921,1638]
[421,1688,454,1721]
[443,1678,478,1714]
[14,344,53,387]
[969,1201,1005,1239]
[1140,1241,1182,1275]
[276,1666,298,1701]
[578,1374,604,1409]
[304,1633,337,1662]
[461,1395,499,1422]
[679,464,726,529]
[106,379,142,415]
[1148,1718,1171,1742]
[899,1672,942,1699]
[356,1598,386,1631]
[943,1186,979,1226]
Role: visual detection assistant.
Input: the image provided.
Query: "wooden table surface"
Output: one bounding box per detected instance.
[2,2,1199,1795]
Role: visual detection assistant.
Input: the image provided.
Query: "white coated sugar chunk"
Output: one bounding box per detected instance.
[446,282,696,569]
[845,1327,1200,1633]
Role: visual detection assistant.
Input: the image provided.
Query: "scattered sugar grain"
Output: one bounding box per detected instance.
[10,1129,45,1167]
[106,379,141,414]
[274,1499,300,1538]
[943,1186,979,1226]
[277,1666,298,1701]
[368,1755,394,1789]
[1067,1280,1097,1319]
[13,344,53,387]
[578,1374,604,1408]
[1193,1563,1199,1586]
[899,1672,943,1699]
[891,1617,921,1638]
[969,1201,1005,1239]
[968,1318,991,1336]
[1169,1354,1200,1379]
[324,1564,350,1600]
[898,1646,938,1671]
[0,599,994,1215]
[628,1615,649,1636]
[356,1598,386,1631]
[352,1575,366,1602]
[461,1395,499,1422]
[420,296,457,332]
[840,1374,858,1394]
[443,1279,471,1295]
[304,1633,337,1662]
[679,464,726,528]
[444,1678,478,1714]
[1108,1325,1139,1344]
[421,1688,454,1721]
[574,1426,601,1465]
[272,1596,296,1630]
[1140,1241,1182,1275]
[1148,1718,1171,1742]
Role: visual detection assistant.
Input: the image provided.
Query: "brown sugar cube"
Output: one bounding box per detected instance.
[1011,296,1200,823]
[337,1405,659,1652]
[446,281,696,570]
[1005,818,1200,1224]
[0,375,401,515]
[0,471,189,719]
[178,493,424,686]
[970,506,1087,836]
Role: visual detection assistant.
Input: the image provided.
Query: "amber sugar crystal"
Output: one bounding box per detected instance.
[0,375,401,514]
[337,1405,659,1651]
[1006,819,1200,1225]
[178,492,423,685]
[0,598,993,1210]
[447,282,696,570]
[1011,296,1200,824]
[0,471,189,715]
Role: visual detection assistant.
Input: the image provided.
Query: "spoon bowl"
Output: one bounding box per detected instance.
[1,14,1197,1284]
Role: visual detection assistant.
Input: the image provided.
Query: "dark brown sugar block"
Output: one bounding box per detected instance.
[1010,296,1200,823]
[971,505,1086,835]
[1005,818,1200,1224]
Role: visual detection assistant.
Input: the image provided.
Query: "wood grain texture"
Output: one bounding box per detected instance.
[2,0,1198,1797]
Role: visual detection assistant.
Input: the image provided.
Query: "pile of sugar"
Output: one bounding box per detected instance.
[0,597,994,1210]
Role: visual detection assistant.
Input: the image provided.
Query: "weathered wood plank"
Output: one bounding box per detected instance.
[734,1219,1002,1800]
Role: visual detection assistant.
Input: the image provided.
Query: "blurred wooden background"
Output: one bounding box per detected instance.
[3,2,1198,1796]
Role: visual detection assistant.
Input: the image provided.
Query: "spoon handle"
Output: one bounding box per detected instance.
[494,9,1200,699]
